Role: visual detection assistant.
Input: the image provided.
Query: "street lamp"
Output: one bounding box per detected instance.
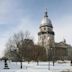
[47,37,55,70]
[47,37,50,70]
[51,47,55,66]
[48,47,52,70]
[52,47,55,66]
[48,48,50,70]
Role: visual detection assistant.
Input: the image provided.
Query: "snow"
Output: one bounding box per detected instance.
[0,60,72,72]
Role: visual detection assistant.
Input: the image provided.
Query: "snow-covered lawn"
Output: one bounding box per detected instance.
[0,60,72,72]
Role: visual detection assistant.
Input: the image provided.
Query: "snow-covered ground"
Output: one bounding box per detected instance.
[0,60,72,72]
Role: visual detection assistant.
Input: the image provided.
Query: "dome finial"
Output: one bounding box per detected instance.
[44,8,48,17]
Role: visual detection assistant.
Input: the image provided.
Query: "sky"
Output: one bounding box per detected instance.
[0,0,72,57]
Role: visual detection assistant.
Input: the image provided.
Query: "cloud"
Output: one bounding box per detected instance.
[0,0,23,25]
[16,17,38,43]
[53,15,72,45]
[0,31,11,57]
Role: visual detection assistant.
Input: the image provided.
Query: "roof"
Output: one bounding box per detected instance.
[55,42,69,48]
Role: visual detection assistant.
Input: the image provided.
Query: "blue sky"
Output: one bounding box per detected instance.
[0,0,72,57]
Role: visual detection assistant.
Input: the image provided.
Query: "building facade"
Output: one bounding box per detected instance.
[38,10,71,60]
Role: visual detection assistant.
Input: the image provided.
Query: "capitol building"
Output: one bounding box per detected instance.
[38,10,72,60]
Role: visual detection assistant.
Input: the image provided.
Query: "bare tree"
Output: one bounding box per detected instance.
[5,31,31,68]
[32,45,46,65]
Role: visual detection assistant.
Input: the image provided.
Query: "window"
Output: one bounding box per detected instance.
[44,35,46,39]
[44,27,46,30]
[48,27,52,31]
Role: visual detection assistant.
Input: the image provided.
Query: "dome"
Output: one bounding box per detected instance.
[40,11,53,28]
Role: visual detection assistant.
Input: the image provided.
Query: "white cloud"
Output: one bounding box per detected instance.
[16,17,38,43]
[0,0,22,24]
[53,15,72,45]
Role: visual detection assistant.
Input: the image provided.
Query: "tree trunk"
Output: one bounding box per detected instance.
[20,61,22,69]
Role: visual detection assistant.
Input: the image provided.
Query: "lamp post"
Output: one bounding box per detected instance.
[48,47,53,70]
[47,37,55,70]
[52,42,55,66]
[51,47,55,66]
[48,37,55,67]
[47,37,50,70]
[48,48,50,70]
[53,47,55,66]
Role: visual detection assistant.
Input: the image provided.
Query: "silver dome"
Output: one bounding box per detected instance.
[40,11,53,28]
